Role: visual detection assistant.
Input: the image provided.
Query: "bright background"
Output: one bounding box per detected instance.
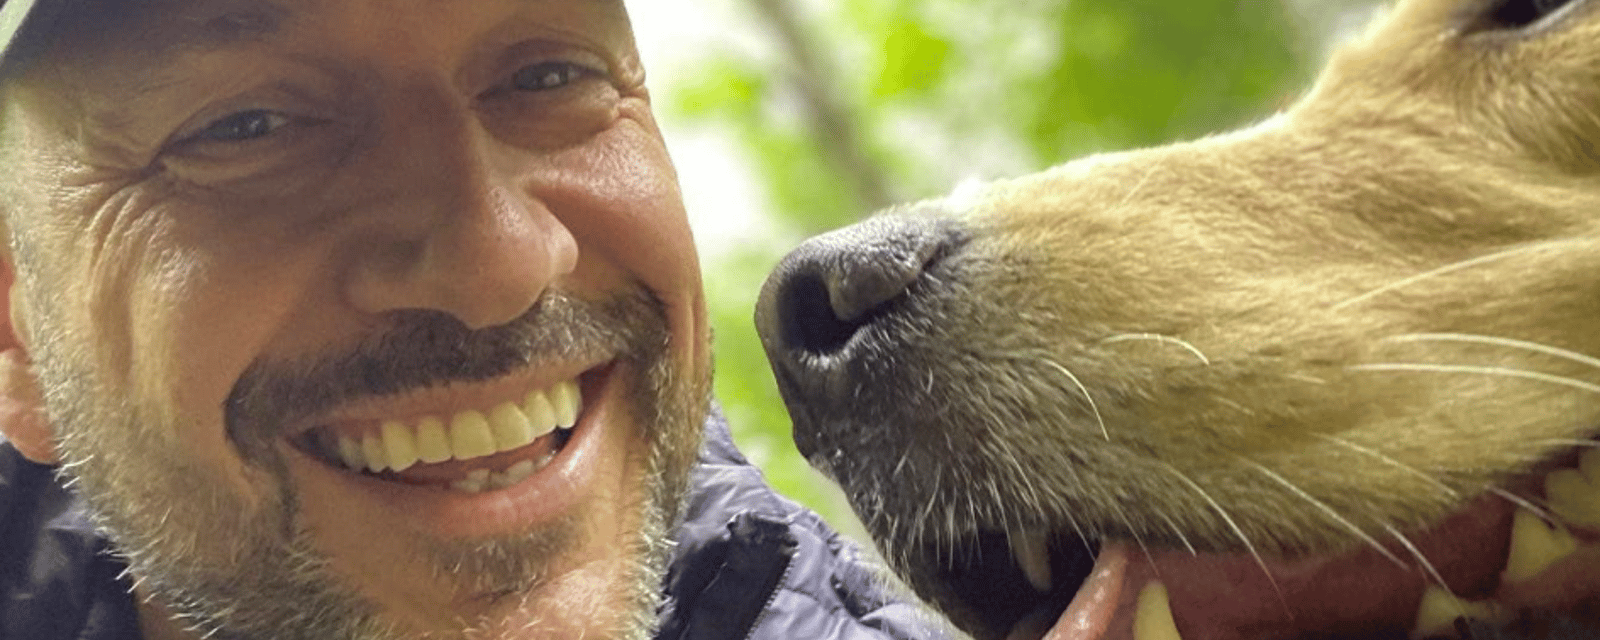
[627,0,1383,540]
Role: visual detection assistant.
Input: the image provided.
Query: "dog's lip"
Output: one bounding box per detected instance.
[1028,456,1600,640]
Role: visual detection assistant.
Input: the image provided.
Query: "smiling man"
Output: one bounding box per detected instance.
[0,1,945,639]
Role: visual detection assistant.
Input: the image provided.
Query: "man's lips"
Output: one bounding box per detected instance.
[281,362,623,539]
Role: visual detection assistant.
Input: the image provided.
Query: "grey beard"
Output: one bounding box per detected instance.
[37,288,707,640]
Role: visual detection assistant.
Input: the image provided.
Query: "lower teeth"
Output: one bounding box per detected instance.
[445,427,573,493]
[449,454,552,493]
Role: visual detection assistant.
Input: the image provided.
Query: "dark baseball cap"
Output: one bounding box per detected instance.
[0,0,75,76]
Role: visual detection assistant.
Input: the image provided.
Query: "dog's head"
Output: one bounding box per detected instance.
[756,0,1600,639]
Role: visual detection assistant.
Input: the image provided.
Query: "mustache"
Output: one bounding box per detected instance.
[224,289,667,459]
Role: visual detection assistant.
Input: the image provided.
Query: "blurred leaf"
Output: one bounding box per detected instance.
[668,55,766,119]
[873,18,952,98]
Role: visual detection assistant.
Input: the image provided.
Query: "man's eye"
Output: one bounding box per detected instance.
[189,109,291,143]
[511,62,583,92]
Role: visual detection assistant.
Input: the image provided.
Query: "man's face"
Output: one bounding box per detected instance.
[0,0,711,638]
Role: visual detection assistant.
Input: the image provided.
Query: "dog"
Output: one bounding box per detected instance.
[753,0,1600,639]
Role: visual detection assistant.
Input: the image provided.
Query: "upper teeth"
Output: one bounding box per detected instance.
[327,378,581,473]
[1544,447,1600,528]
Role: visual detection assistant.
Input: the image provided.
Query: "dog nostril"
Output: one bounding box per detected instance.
[756,215,960,359]
[774,271,862,355]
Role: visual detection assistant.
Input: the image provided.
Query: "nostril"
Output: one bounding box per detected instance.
[756,214,962,360]
[775,272,861,356]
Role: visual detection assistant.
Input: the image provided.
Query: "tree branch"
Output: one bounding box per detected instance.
[747,0,896,219]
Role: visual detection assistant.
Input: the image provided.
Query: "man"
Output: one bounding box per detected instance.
[0,1,946,638]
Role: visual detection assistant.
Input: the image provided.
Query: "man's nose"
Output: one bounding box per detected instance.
[342,102,577,330]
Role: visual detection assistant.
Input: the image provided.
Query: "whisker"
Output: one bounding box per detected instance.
[1213,396,1257,416]
[1491,488,1556,524]
[1332,240,1584,311]
[1065,510,1096,560]
[1383,333,1600,372]
[1383,524,1462,611]
[1099,333,1212,365]
[893,451,912,477]
[1531,439,1600,449]
[1110,159,1165,214]
[1161,462,1290,614]
[1040,358,1110,441]
[1057,463,1100,559]
[999,441,1046,509]
[1313,433,1458,499]
[1109,500,1160,580]
[1348,363,1600,395]
[915,473,944,547]
[1238,458,1406,569]
[1158,512,1199,556]
[1284,374,1329,385]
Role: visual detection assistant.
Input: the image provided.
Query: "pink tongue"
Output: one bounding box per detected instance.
[1039,496,1515,640]
[1041,543,1130,640]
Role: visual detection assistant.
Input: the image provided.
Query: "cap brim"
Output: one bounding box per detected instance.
[0,0,42,62]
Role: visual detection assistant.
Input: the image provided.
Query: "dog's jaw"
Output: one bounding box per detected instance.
[1031,467,1600,640]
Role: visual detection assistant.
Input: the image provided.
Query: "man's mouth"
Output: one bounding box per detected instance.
[292,371,593,494]
[939,446,1600,640]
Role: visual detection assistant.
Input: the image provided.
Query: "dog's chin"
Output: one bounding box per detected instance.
[823,442,1600,640]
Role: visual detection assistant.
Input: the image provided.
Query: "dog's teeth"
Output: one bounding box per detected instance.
[1409,586,1502,639]
[1501,508,1578,583]
[1581,448,1600,484]
[1545,468,1600,527]
[1133,581,1182,640]
[1010,530,1052,592]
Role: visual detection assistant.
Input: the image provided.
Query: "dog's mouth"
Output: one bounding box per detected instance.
[924,446,1600,640]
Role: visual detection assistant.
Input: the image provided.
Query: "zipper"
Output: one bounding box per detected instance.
[741,537,798,640]
[661,512,798,640]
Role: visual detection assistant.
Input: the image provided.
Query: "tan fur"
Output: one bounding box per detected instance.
[758,0,1600,637]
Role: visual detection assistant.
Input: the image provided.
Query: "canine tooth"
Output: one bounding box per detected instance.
[488,402,535,452]
[380,420,419,472]
[1410,586,1502,639]
[1502,508,1578,583]
[449,410,497,460]
[523,389,558,439]
[1010,530,1052,592]
[415,416,451,464]
[361,433,389,472]
[1581,447,1600,484]
[1133,581,1182,640]
[1545,468,1600,527]
[336,435,366,470]
[550,378,580,428]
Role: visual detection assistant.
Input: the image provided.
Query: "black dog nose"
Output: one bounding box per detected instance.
[756,215,959,359]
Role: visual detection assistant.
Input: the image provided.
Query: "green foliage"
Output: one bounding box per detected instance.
[873,18,953,98]
[665,0,1315,535]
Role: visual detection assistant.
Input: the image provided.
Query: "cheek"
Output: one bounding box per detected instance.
[555,119,707,356]
[42,191,324,475]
